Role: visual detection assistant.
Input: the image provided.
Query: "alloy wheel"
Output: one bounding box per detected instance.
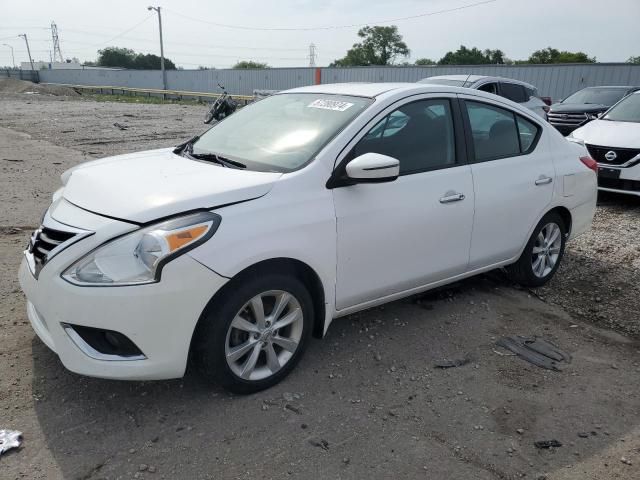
[531,222,562,278]
[224,290,303,381]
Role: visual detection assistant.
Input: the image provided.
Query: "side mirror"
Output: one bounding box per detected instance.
[345,152,400,183]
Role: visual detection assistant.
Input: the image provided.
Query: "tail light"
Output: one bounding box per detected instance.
[580,156,598,174]
[542,105,550,113]
[540,96,552,106]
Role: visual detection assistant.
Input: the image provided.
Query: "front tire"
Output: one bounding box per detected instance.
[507,212,567,287]
[193,273,313,394]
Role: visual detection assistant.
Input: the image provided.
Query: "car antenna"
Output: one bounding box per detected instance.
[463,73,472,88]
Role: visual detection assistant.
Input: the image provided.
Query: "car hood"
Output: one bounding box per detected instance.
[571,120,640,149]
[549,103,609,114]
[62,148,282,223]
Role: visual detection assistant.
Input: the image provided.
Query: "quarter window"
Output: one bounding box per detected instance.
[465,101,540,162]
[516,116,539,152]
[354,99,457,174]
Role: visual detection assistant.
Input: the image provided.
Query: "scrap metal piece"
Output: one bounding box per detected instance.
[534,439,563,449]
[434,356,472,369]
[0,429,23,457]
[496,336,571,371]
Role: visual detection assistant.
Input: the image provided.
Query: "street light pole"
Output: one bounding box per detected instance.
[2,44,15,68]
[18,34,35,72]
[147,6,167,92]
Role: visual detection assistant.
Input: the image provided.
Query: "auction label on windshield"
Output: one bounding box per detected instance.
[308,99,354,111]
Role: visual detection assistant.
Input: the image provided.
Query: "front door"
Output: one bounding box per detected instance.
[332,96,475,310]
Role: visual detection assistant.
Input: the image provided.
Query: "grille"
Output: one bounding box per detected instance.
[547,112,588,126]
[587,144,640,166]
[598,177,640,192]
[29,227,77,271]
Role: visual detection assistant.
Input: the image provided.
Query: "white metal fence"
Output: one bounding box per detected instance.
[37,64,640,102]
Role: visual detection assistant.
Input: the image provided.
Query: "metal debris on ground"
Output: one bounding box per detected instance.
[534,439,563,449]
[434,356,472,369]
[496,336,571,371]
[113,122,129,130]
[0,429,23,457]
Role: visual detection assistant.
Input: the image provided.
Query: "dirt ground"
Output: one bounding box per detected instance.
[1,91,639,480]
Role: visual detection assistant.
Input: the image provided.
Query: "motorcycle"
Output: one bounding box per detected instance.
[204,83,237,124]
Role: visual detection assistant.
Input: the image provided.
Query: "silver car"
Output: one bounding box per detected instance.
[418,75,548,119]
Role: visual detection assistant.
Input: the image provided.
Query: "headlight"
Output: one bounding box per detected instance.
[585,113,598,120]
[62,211,221,286]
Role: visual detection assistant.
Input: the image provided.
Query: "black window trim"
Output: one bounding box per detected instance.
[460,98,543,164]
[327,94,469,189]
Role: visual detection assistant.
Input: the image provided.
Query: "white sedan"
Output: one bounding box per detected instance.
[19,83,597,393]
[569,90,640,196]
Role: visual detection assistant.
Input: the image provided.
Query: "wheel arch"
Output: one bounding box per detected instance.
[546,205,572,236]
[189,257,327,363]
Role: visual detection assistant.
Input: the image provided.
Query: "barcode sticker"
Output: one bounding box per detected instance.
[307,99,354,111]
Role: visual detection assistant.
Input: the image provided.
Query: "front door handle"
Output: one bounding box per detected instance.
[439,192,465,204]
[535,176,553,186]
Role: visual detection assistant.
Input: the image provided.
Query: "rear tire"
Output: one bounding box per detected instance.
[507,212,567,288]
[193,272,313,394]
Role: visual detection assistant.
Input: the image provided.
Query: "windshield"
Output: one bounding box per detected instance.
[562,87,628,106]
[603,93,640,123]
[418,78,471,87]
[191,93,372,172]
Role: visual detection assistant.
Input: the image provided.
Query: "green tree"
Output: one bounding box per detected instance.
[437,45,506,65]
[414,58,436,65]
[97,47,136,68]
[526,47,595,64]
[331,26,410,66]
[627,56,640,64]
[96,47,176,69]
[233,60,270,69]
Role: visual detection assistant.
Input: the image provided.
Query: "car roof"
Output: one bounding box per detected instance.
[420,74,536,89]
[284,82,418,98]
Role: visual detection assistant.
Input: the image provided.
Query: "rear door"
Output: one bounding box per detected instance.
[459,95,555,269]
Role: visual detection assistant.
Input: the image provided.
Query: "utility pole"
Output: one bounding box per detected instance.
[308,43,317,67]
[51,21,64,63]
[147,6,166,92]
[3,44,15,68]
[18,34,35,72]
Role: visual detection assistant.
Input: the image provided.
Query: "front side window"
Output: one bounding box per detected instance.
[500,83,527,103]
[465,101,540,162]
[353,99,457,175]
[191,93,372,172]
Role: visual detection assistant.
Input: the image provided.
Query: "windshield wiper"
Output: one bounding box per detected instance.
[189,152,247,169]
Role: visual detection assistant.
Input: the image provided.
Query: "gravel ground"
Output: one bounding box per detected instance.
[0,91,639,480]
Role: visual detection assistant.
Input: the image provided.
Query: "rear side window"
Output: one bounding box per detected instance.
[478,83,498,95]
[464,101,540,162]
[500,83,527,103]
[525,86,537,100]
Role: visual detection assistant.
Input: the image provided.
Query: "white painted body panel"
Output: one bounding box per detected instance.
[62,148,281,222]
[571,119,640,194]
[19,83,597,380]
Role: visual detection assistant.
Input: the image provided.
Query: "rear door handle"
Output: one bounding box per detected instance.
[439,192,465,204]
[535,176,553,186]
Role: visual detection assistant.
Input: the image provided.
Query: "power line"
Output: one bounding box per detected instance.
[94,15,154,47]
[164,0,497,31]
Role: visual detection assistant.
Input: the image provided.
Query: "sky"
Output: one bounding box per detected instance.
[1,0,639,69]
